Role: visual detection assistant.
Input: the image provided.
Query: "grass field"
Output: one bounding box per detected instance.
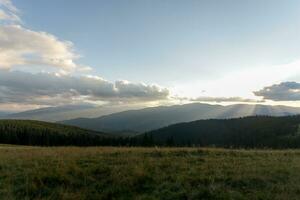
[0,146,300,200]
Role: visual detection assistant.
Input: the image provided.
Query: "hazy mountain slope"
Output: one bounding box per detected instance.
[217,104,300,118]
[2,105,95,122]
[146,115,300,148]
[61,103,222,132]
[0,112,13,117]
[2,104,147,122]
[61,103,300,133]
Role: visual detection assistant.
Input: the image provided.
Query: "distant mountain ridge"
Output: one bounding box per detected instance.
[0,111,13,117]
[1,104,146,122]
[1,104,96,122]
[61,103,300,133]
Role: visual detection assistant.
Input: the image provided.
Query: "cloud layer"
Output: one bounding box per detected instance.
[0,0,290,112]
[0,71,170,106]
[0,0,169,110]
[254,82,300,101]
[190,96,264,103]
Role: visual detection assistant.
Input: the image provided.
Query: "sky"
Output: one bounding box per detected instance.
[1,0,300,112]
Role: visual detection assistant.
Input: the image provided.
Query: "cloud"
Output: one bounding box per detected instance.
[0,103,42,112]
[188,96,264,103]
[0,0,20,23]
[0,71,170,106]
[0,0,266,112]
[254,82,300,101]
[0,0,169,111]
[0,0,89,73]
[0,25,85,72]
[115,80,169,100]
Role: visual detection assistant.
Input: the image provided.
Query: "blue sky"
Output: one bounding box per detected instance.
[14,0,300,82]
[1,0,300,111]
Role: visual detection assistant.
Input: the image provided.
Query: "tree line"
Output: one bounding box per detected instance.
[1,116,300,148]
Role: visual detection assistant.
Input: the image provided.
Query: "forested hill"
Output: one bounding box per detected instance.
[0,120,114,146]
[3,116,300,148]
[146,115,300,148]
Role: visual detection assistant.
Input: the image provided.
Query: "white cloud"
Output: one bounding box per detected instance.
[0,25,84,72]
[0,0,20,23]
[115,80,169,100]
[0,0,89,73]
[0,9,11,20]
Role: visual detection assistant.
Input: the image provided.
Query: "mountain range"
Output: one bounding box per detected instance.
[1,104,146,122]
[2,103,300,134]
[60,103,300,133]
[2,115,300,148]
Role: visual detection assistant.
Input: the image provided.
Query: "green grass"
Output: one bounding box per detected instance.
[0,146,300,199]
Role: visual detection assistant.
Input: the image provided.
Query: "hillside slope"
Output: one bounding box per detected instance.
[0,120,111,146]
[61,103,300,133]
[147,115,300,148]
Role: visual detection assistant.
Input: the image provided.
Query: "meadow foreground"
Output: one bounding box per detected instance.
[0,146,300,200]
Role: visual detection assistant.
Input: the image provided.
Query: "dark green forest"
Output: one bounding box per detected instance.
[2,116,300,148]
[0,120,114,146]
[0,120,145,146]
[147,115,300,148]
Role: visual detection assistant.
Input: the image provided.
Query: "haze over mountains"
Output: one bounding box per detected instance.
[0,112,12,118]
[2,105,95,122]
[3,103,300,134]
[1,104,146,122]
[60,103,300,133]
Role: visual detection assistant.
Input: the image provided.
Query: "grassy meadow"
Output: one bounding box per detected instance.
[0,146,300,200]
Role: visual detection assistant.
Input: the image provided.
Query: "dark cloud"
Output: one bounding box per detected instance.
[0,71,170,106]
[254,82,300,101]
